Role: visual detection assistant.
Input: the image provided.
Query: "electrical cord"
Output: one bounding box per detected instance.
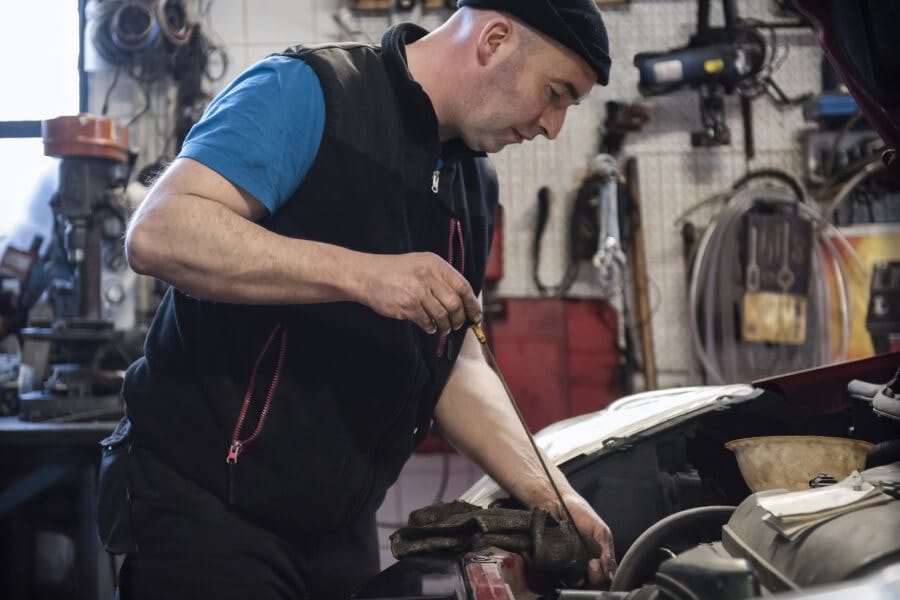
[737,19,812,107]
[819,155,886,227]
[532,186,580,297]
[101,66,122,116]
[126,81,152,126]
[732,169,806,202]
[675,170,805,230]
[823,113,865,180]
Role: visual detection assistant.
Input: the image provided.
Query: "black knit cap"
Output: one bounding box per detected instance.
[456,0,611,85]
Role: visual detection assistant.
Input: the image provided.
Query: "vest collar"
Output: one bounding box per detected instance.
[381,23,486,164]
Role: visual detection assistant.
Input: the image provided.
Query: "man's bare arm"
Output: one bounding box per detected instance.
[433,325,617,585]
[126,157,481,332]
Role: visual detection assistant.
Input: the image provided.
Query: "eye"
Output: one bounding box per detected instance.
[548,87,561,102]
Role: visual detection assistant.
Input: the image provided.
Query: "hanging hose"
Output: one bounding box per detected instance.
[686,184,862,384]
[157,0,193,47]
[91,0,168,77]
[818,156,886,227]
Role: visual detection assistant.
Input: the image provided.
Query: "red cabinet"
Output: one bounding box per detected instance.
[488,298,621,432]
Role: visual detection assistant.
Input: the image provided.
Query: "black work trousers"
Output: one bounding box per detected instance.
[97,423,380,600]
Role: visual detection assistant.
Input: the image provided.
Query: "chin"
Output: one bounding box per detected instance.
[479,138,507,154]
[458,133,494,154]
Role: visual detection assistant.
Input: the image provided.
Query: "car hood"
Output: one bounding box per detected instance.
[459,384,756,507]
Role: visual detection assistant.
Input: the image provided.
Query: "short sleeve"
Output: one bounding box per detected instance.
[178,55,325,214]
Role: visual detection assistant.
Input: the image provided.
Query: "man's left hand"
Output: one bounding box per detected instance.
[560,491,617,587]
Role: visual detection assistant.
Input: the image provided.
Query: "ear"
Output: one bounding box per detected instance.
[475,17,514,67]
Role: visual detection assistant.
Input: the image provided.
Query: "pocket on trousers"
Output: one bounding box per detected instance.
[97,420,137,554]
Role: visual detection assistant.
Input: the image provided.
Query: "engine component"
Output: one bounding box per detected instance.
[651,544,759,599]
[849,369,900,424]
[611,505,736,591]
[721,461,900,593]
[606,463,900,599]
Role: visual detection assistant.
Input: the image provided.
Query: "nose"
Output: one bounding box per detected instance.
[538,105,567,140]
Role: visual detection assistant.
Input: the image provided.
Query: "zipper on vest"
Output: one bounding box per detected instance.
[226,324,288,465]
[437,217,465,357]
[431,170,440,194]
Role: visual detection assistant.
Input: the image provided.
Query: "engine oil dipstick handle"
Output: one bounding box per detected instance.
[468,322,595,566]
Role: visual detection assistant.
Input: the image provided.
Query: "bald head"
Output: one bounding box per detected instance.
[439,7,563,63]
[406,8,597,152]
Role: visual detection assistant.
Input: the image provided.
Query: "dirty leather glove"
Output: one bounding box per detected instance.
[390,500,601,584]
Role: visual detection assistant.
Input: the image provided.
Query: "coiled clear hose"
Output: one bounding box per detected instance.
[688,186,862,383]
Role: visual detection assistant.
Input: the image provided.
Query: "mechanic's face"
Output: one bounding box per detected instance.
[460,30,596,153]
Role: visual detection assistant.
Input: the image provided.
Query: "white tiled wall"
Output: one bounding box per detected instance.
[87,0,825,569]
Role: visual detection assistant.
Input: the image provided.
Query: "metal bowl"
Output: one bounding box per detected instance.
[725,435,874,492]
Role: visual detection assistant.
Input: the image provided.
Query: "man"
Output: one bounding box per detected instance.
[97,1,616,597]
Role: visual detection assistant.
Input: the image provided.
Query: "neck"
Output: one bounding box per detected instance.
[406,31,461,143]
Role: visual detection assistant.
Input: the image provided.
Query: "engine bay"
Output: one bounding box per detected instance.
[553,361,900,598]
[354,356,900,599]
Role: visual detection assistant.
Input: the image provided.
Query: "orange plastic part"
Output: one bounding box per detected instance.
[42,114,130,163]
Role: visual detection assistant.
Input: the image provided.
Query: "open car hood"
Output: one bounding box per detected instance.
[460,384,756,507]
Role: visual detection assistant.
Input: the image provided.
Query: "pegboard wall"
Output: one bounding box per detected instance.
[89,0,826,386]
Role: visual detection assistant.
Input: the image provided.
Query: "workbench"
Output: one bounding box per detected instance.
[0,416,118,599]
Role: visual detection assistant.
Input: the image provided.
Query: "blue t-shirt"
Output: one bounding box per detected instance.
[179,55,326,215]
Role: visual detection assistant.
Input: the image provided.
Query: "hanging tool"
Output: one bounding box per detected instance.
[600,101,650,156]
[592,155,625,295]
[531,101,646,300]
[633,0,765,147]
[623,158,658,391]
[633,0,810,152]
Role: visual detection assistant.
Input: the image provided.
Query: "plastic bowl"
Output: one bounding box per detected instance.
[725,435,874,492]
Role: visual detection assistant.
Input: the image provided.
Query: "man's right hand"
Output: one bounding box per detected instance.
[357,252,481,334]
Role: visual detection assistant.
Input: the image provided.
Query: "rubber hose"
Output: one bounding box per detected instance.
[610,505,737,592]
[688,186,858,383]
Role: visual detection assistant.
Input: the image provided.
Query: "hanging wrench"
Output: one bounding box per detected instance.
[591,154,625,291]
[776,221,795,292]
[746,224,760,292]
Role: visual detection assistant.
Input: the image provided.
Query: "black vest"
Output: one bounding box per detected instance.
[123,24,498,539]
